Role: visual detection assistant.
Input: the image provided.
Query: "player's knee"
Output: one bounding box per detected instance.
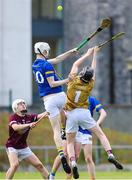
[85,156,93,163]
[11,162,19,170]
[34,162,44,170]
[52,125,61,137]
[54,132,61,142]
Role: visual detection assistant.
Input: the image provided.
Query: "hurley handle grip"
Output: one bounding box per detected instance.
[76,39,88,51]
[76,27,103,51]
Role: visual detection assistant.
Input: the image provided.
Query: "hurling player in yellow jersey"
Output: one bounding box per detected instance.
[65,46,123,179]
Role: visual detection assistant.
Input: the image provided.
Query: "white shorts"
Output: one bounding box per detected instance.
[66,108,96,133]
[6,147,33,161]
[75,131,92,145]
[43,92,66,119]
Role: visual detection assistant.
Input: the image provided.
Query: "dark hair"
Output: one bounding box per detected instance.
[79,66,94,83]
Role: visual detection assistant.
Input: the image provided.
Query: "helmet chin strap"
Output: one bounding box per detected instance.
[37,48,48,59]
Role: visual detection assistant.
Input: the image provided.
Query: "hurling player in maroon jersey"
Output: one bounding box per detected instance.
[5,99,49,179]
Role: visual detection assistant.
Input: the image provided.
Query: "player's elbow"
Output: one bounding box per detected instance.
[49,82,56,88]
[70,64,78,75]
[103,110,107,119]
[73,62,79,68]
[12,125,19,131]
[100,109,107,120]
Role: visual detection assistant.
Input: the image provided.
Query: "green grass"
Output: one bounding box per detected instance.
[0,171,132,179]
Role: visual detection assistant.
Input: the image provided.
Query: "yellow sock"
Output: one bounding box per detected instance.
[61,124,65,129]
[51,168,56,176]
[57,147,64,158]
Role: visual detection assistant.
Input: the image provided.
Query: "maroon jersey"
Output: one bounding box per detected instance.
[6,113,37,149]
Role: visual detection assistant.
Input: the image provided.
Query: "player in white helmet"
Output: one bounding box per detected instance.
[6,99,49,179]
[12,99,27,114]
[34,42,50,58]
[32,42,77,174]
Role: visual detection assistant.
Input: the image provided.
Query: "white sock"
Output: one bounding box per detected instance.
[108,153,115,158]
[49,174,55,180]
[71,160,77,167]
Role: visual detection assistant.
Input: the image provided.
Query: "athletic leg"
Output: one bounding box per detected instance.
[83,144,95,180]
[65,142,81,180]
[66,109,84,179]
[78,109,123,170]
[6,151,19,179]
[50,114,63,149]
[67,132,79,179]
[90,125,123,169]
[60,110,67,140]
[44,93,71,174]
[24,153,49,179]
[75,131,95,180]
[50,115,71,174]
[49,139,72,180]
[75,142,81,158]
[49,155,61,179]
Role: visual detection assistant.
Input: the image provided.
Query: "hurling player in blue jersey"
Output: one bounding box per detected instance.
[32,42,77,174]
[49,96,107,180]
[74,96,107,180]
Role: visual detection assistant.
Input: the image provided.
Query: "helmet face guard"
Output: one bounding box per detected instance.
[79,66,94,83]
[20,109,28,115]
[37,48,50,58]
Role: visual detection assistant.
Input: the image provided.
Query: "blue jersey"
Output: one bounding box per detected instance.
[32,58,62,97]
[78,96,103,135]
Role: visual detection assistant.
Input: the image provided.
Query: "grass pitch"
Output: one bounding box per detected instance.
[0,171,132,179]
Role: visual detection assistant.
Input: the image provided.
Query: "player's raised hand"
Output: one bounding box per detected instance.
[86,47,94,56]
[94,46,100,52]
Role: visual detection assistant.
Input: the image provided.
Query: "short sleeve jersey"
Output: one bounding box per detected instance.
[32,58,62,97]
[65,76,94,110]
[6,113,37,149]
[88,96,103,116]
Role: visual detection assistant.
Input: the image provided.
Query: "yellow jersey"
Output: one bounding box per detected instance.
[65,76,94,110]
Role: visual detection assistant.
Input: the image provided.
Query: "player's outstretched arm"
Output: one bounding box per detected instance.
[69,47,94,76]
[91,46,100,80]
[48,48,77,64]
[47,76,69,88]
[37,111,49,120]
[31,111,50,129]
[97,109,107,125]
[12,123,33,131]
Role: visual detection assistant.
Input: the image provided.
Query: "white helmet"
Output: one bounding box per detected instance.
[12,99,26,113]
[34,42,50,54]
